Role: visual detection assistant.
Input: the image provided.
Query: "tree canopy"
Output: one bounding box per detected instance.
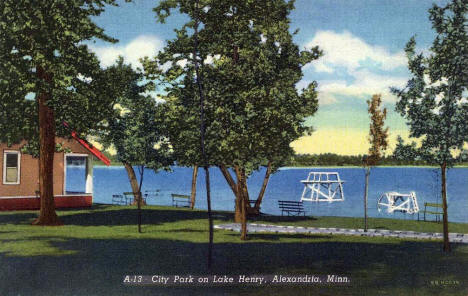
[0,0,127,225]
[98,58,173,173]
[391,1,468,167]
[151,0,321,173]
[0,0,123,148]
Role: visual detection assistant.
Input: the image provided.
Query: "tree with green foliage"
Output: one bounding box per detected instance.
[151,0,321,241]
[0,0,127,225]
[391,0,468,252]
[96,58,173,232]
[363,94,388,232]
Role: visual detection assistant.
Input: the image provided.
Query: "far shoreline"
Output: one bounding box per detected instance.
[93,163,468,169]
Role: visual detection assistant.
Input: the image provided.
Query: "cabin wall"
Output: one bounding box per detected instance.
[0,139,91,197]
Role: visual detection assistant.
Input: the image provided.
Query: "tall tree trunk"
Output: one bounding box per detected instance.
[364,166,370,232]
[219,165,237,196]
[234,194,242,222]
[219,165,258,221]
[219,166,242,222]
[441,162,451,252]
[137,165,145,233]
[193,0,213,268]
[234,178,252,223]
[235,167,248,240]
[203,166,213,262]
[123,163,145,205]
[190,166,198,209]
[254,162,272,211]
[32,66,61,226]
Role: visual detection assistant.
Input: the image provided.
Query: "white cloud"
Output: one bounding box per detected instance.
[317,70,407,104]
[90,35,164,69]
[305,30,406,73]
[302,30,410,105]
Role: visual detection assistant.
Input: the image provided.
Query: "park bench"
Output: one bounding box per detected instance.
[419,202,443,222]
[278,200,305,216]
[171,193,191,208]
[144,190,160,200]
[112,194,127,205]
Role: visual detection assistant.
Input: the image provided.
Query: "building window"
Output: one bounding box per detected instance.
[3,151,21,185]
[64,154,88,194]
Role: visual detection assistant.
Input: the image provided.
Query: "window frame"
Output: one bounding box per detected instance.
[3,150,21,185]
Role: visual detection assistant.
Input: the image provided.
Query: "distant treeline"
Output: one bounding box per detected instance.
[97,152,468,167]
[288,153,466,167]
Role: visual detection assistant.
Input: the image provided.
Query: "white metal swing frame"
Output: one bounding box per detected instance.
[300,172,345,202]
[377,191,420,214]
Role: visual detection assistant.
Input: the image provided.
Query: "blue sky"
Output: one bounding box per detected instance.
[89,0,449,155]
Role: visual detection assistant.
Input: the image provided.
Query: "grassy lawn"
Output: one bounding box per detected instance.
[0,205,467,296]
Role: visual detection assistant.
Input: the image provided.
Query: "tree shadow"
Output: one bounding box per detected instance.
[58,208,233,226]
[59,204,110,211]
[0,212,38,224]
[1,234,466,296]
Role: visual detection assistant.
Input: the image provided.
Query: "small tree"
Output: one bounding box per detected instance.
[363,94,388,232]
[97,58,173,232]
[391,0,468,252]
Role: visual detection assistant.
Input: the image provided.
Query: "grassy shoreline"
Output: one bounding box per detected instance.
[1,205,467,295]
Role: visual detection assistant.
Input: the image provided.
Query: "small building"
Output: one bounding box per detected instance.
[0,135,110,211]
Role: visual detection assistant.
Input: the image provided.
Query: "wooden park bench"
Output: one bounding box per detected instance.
[144,190,160,200]
[171,194,191,208]
[112,194,127,205]
[278,200,305,216]
[419,202,443,222]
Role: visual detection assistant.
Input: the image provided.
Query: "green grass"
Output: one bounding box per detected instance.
[0,205,467,296]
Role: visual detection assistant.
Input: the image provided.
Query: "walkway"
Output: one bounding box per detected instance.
[214,223,468,244]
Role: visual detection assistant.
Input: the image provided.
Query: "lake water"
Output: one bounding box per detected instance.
[67,166,468,223]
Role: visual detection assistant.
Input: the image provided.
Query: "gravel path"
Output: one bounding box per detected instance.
[214,223,468,243]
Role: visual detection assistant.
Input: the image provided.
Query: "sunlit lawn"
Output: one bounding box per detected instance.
[0,205,467,296]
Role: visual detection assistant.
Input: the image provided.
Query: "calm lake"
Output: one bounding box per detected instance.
[67,166,468,223]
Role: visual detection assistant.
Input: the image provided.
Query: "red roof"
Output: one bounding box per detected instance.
[63,122,111,166]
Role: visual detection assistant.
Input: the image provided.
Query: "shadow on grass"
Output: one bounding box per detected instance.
[1,233,467,296]
[59,204,111,211]
[0,207,234,227]
[0,208,231,227]
[0,212,38,224]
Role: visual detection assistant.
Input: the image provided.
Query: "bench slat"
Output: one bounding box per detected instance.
[279,206,304,210]
[419,202,444,222]
[425,202,443,208]
[278,200,305,216]
[424,211,443,215]
[171,193,191,208]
